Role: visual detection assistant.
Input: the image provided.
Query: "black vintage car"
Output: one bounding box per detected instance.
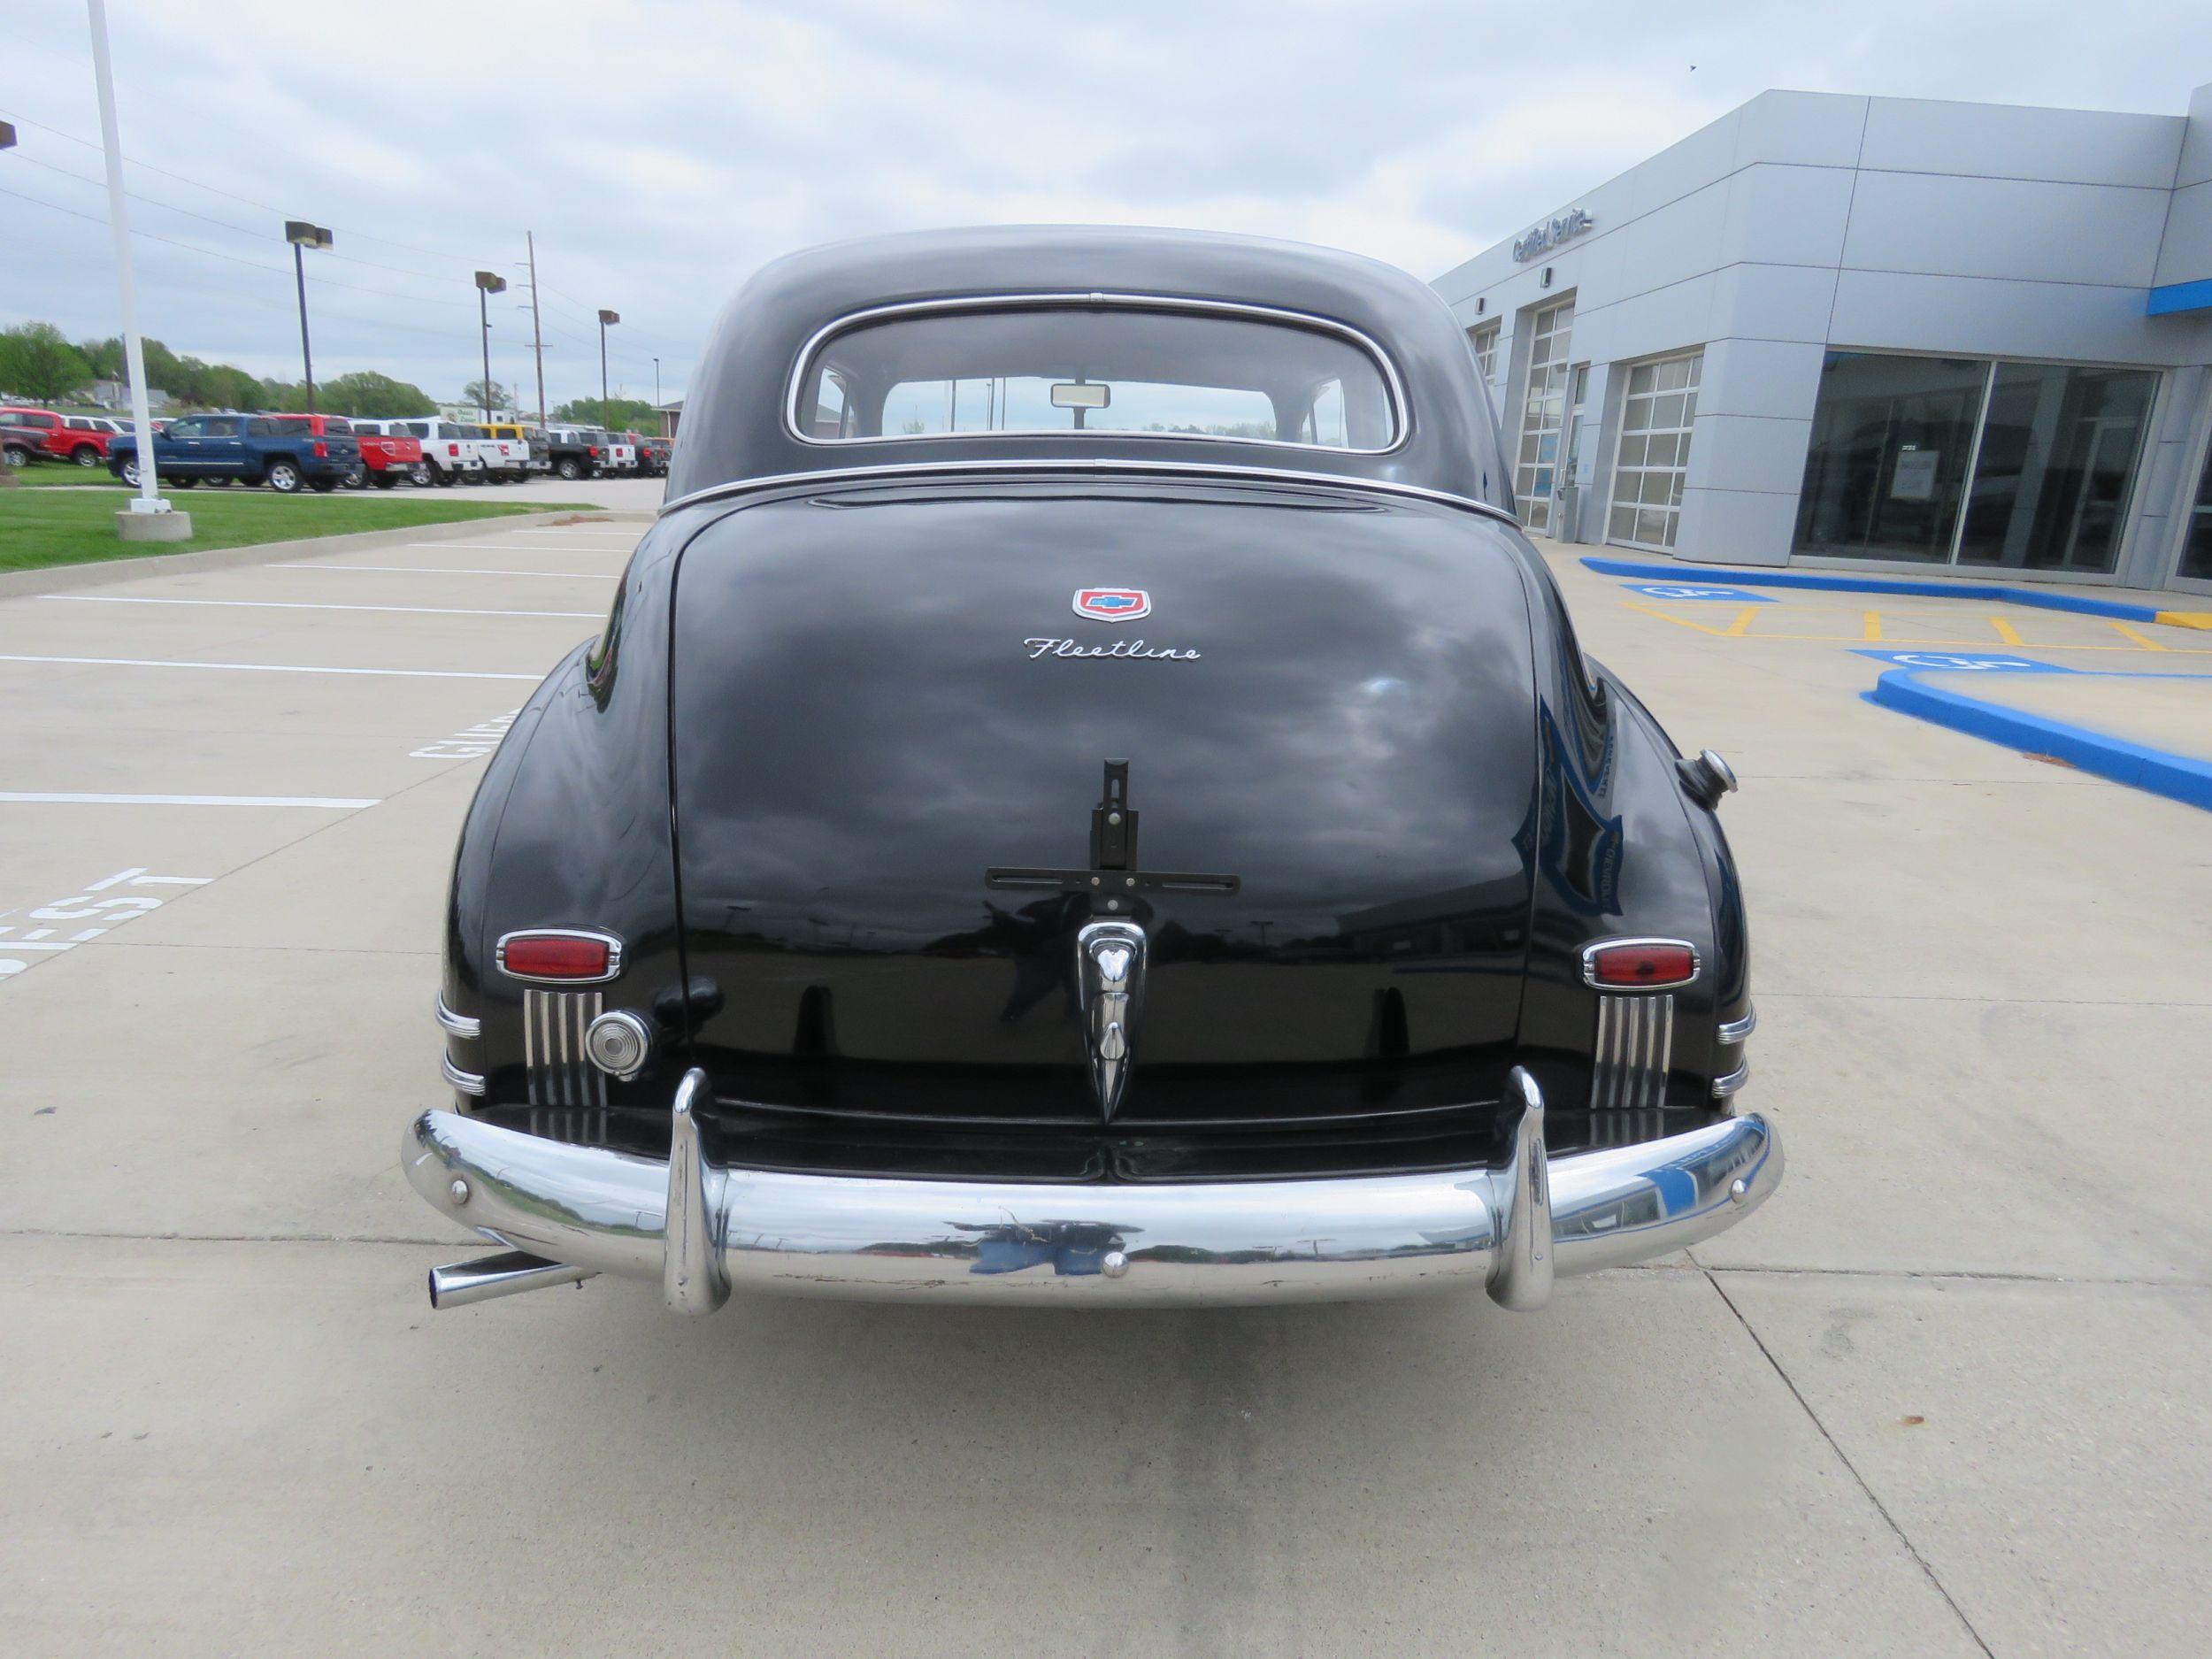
[405,227,1779,1314]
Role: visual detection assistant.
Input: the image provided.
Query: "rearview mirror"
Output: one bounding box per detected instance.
[1050,382,1110,410]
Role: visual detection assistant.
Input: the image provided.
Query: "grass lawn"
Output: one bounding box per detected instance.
[0,488,603,573]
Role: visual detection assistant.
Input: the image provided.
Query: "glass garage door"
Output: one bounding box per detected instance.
[1608,353,1701,550]
[1514,299,1575,533]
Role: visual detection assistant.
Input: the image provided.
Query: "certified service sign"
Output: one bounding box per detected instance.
[1072,588,1151,623]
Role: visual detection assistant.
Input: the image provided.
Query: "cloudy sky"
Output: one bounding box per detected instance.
[4,0,2208,411]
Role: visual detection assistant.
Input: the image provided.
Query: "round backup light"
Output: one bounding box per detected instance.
[584,1010,653,1079]
[1582,939,1698,990]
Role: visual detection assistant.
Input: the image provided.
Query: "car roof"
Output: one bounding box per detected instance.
[665,224,1509,511]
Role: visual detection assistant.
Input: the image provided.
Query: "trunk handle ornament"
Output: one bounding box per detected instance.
[1075,920,1147,1123]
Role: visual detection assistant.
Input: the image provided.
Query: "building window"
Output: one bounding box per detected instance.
[1469,321,1500,383]
[1514,300,1574,534]
[2181,426,2212,585]
[1957,364,2158,573]
[1607,352,1701,550]
[1794,351,2157,573]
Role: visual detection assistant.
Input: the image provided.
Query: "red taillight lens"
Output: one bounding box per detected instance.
[588,445,599,457]
[498,932,615,981]
[1585,941,1697,989]
[312,440,327,457]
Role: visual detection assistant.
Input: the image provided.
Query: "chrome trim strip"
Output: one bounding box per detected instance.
[494,927,626,986]
[1579,936,1701,991]
[782,291,1410,457]
[523,990,541,1106]
[1717,1006,1757,1045]
[434,995,480,1040]
[1591,992,1676,1110]
[440,1054,486,1098]
[1713,1059,1752,1099]
[401,1094,1781,1310]
[658,457,1519,529]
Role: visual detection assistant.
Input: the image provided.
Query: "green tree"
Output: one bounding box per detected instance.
[459,380,514,417]
[319,371,434,419]
[0,322,96,403]
[553,396,656,430]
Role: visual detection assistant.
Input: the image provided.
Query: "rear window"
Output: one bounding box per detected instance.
[791,302,1399,452]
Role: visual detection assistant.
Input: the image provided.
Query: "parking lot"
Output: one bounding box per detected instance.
[2,524,2208,1656]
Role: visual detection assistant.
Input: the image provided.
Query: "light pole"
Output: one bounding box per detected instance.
[473,271,507,422]
[653,357,661,405]
[284,219,333,411]
[597,309,619,418]
[85,1,185,539]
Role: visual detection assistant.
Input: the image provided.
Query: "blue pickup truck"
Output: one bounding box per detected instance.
[107,413,358,493]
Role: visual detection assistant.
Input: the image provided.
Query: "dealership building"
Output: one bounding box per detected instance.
[1432,84,2212,595]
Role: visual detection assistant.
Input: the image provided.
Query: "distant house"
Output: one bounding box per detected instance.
[655,399,682,438]
[88,379,172,412]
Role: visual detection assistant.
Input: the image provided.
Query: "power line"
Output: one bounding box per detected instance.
[1,183,481,349]
[9,147,471,290]
[0,108,480,269]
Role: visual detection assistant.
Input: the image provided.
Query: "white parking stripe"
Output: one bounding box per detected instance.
[0,655,541,680]
[46,595,602,619]
[0,792,380,809]
[273,564,618,580]
[399,543,634,554]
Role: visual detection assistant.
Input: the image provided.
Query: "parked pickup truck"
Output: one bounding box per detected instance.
[0,406,111,467]
[4,418,51,472]
[544,425,609,480]
[107,412,358,492]
[639,435,672,477]
[377,416,492,486]
[483,422,549,482]
[272,412,420,488]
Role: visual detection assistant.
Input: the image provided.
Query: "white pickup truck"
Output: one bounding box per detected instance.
[376,416,496,486]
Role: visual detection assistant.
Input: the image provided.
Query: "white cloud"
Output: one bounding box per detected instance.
[3,0,2206,409]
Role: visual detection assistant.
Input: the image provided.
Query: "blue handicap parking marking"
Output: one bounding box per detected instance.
[1852,649,2072,672]
[1622,582,1777,603]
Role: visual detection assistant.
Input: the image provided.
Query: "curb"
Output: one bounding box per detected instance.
[0,508,653,599]
[1866,668,2212,812]
[1581,556,2212,630]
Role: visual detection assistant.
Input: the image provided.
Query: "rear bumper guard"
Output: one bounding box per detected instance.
[403,1066,1780,1311]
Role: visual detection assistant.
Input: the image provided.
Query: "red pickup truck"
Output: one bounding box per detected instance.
[0,407,111,467]
[270,412,423,488]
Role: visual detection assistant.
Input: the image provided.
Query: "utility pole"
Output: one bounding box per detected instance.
[86,0,184,538]
[526,231,547,427]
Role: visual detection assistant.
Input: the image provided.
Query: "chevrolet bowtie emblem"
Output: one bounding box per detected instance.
[1076,920,1146,1122]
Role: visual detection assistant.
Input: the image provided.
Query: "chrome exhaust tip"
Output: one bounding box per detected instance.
[427,1249,597,1310]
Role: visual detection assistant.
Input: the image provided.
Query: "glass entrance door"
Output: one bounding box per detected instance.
[1514,299,1575,534]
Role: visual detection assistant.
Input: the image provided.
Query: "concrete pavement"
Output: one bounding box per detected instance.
[1,522,2206,1655]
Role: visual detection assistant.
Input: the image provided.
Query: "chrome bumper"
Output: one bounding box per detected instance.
[403,1067,1781,1311]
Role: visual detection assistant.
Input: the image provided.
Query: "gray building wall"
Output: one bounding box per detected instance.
[1434,86,2212,588]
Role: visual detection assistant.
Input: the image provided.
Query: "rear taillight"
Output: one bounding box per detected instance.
[448,442,459,456]
[1582,939,1698,989]
[312,440,327,457]
[588,445,599,457]
[495,929,622,983]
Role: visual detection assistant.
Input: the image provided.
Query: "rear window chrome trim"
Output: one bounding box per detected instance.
[782,292,1411,457]
[661,457,1517,528]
